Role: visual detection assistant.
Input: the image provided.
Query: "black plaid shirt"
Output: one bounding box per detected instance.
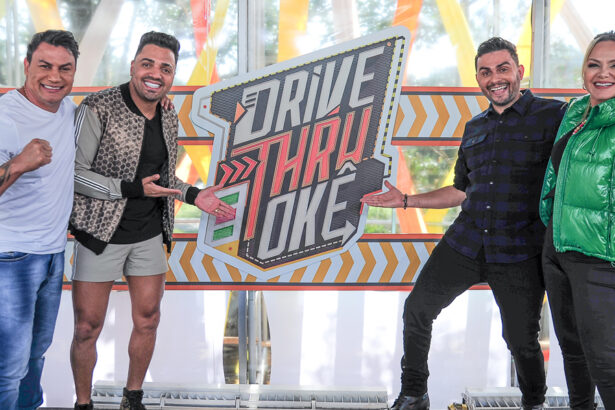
[444,90,566,263]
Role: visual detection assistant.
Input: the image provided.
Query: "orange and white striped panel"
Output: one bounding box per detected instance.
[0,87,585,288]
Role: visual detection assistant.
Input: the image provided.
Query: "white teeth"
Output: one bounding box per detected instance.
[145,81,161,89]
[596,82,614,87]
[42,84,61,90]
[490,85,506,91]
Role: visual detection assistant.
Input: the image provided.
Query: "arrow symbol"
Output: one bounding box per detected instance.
[230,159,246,183]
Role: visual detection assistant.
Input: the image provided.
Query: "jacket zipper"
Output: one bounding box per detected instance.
[588,127,602,159]
[609,128,614,259]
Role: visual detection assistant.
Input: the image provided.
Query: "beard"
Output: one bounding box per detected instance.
[485,75,521,108]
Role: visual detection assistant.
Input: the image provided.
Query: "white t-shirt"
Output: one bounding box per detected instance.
[0,90,76,254]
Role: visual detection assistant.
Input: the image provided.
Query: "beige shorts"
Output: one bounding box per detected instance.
[72,234,168,282]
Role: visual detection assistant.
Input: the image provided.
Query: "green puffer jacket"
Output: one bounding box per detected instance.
[539,94,615,261]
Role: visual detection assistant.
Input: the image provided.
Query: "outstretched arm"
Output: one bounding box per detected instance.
[0,138,52,197]
[194,183,236,221]
[360,181,466,209]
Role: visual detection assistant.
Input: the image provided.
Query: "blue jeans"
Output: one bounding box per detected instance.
[0,251,64,410]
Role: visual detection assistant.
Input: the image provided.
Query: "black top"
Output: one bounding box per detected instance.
[444,90,567,263]
[110,83,167,244]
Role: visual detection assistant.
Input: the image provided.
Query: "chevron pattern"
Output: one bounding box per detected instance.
[392,88,581,141]
[0,87,584,288]
[61,235,439,287]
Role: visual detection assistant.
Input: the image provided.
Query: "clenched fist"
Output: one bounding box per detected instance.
[14,138,52,173]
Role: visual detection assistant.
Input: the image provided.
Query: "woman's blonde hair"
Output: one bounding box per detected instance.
[582,31,615,83]
[580,31,615,117]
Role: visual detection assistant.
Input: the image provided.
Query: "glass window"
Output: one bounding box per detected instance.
[258,0,533,87]
[546,0,615,88]
[5,1,600,89]
[365,145,460,234]
[407,0,532,87]
[0,0,239,87]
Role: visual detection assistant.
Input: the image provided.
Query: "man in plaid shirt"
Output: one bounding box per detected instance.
[361,37,566,410]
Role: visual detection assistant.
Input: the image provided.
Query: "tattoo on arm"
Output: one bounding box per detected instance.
[0,160,12,188]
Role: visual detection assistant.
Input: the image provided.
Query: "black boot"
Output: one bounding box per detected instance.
[74,400,93,410]
[390,393,430,410]
[119,387,146,410]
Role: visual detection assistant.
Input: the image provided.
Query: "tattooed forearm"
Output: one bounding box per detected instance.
[0,160,12,188]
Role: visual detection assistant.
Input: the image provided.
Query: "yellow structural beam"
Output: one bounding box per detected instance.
[517,0,565,82]
[434,0,475,86]
[278,0,310,62]
[0,0,8,21]
[25,0,63,30]
[188,0,229,85]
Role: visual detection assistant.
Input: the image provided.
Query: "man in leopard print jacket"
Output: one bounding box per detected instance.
[69,32,235,410]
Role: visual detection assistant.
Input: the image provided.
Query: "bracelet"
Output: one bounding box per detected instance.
[403,193,408,210]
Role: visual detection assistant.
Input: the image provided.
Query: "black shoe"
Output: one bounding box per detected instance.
[74,400,93,410]
[521,406,543,410]
[391,393,430,410]
[120,387,146,410]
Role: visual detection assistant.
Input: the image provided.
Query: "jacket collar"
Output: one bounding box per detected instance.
[567,94,615,130]
[120,82,161,120]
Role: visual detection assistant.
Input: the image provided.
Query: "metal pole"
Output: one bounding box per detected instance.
[238,0,265,74]
[237,290,248,384]
[237,0,248,75]
[10,0,20,86]
[236,0,251,386]
[247,291,258,383]
[5,0,13,86]
[493,0,500,37]
[530,0,550,88]
[237,0,265,386]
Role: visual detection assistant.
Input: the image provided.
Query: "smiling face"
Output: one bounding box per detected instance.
[583,40,615,107]
[23,42,76,112]
[475,49,524,114]
[129,43,176,107]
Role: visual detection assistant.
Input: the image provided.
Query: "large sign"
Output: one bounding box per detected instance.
[192,27,410,279]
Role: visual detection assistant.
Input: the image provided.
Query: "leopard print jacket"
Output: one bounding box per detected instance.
[70,85,189,250]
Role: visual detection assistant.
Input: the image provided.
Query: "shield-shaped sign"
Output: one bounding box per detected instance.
[192,26,409,280]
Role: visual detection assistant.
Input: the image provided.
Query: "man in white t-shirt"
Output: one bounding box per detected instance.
[0,30,79,410]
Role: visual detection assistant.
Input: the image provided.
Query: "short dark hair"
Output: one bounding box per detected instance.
[475,37,519,70]
[134,31,180,64]
[26,30,80,63]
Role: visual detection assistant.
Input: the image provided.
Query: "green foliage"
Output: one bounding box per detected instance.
[546,37,584,88]
[405,146,458,192]
[356,0,396,34]
[363,146,460,233]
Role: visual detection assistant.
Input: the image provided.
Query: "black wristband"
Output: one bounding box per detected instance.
[403,193,408,210]
[185,186,200,205]
[121,180,144,198]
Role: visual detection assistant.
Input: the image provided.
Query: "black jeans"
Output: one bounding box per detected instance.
[401,239,546,407]
[543,222,615,410]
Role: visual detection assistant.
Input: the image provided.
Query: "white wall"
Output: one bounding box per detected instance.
[41,289,567,409]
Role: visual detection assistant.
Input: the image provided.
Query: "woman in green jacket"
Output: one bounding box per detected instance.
[540,31,615,410]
